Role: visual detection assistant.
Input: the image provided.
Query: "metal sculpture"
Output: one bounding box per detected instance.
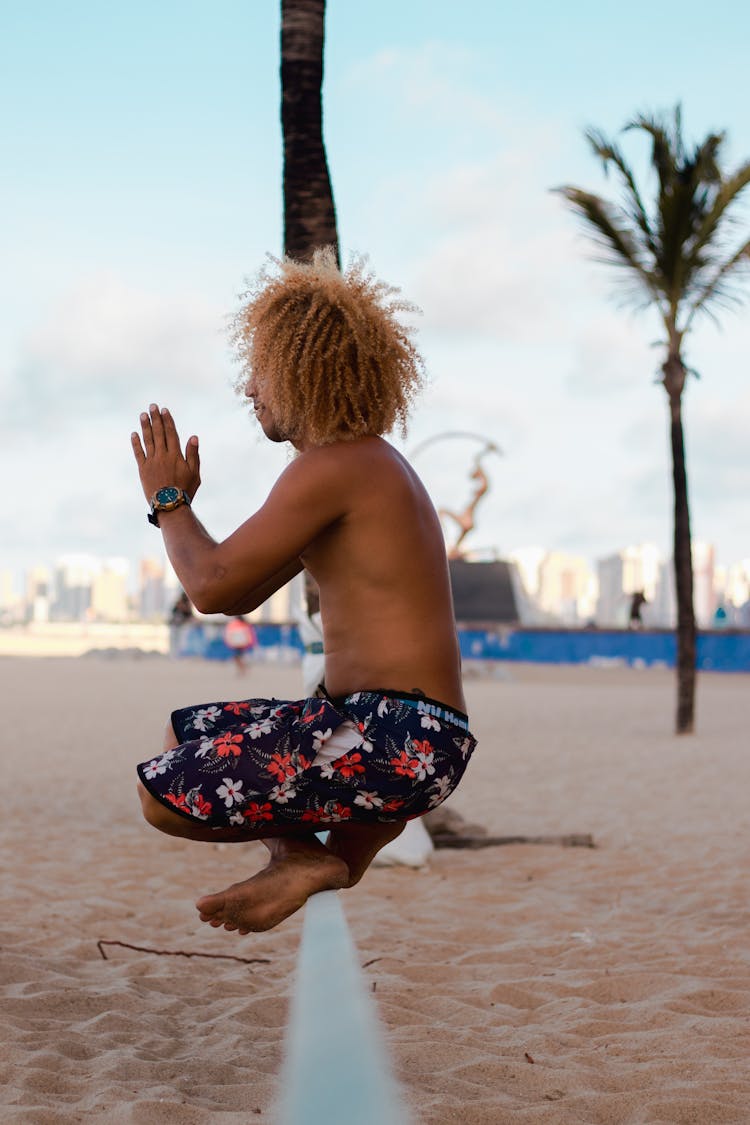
[409,432,502,558]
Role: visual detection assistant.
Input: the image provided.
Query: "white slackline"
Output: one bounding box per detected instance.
[279,889,411,1125]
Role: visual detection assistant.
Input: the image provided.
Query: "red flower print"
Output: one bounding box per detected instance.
[319,801,352,822]
[411,738,433,757]
[268,752,297,782]
[243,801,274,824]
[333,752,365,779]
[381,798,405,813]
[214,733,244,758]
[301,807,326,823]
[223,701,251,716]
[191,793,213,817]
[301,703,326,725]
[391,750,420,778]
[166,792,190,811]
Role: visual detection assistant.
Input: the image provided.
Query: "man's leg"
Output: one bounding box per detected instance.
[140,722,403,932]
[138,778,349,931]
[196,820,407,933]
[326,820,406,886]
[195,835,350,934]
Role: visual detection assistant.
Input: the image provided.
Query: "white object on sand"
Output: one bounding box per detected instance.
[370,817,433,868]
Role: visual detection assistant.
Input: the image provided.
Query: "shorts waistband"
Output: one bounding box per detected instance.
[340,688,471,732]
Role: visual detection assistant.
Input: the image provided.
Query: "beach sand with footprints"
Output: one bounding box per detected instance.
[2,656,749,1123]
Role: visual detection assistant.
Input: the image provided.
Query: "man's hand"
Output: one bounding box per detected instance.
[131,404,201,501]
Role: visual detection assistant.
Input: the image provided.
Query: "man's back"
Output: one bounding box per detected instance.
[299,437,466,712]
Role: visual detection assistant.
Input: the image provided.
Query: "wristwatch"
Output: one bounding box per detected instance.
[147,486,191,527]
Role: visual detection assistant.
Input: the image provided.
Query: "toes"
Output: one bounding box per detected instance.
[195,893,226,921]
[195,893,222,913]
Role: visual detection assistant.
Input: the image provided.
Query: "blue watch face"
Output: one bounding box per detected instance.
[156,487,179,504]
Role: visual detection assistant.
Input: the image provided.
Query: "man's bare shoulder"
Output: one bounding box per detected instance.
[280,436,409,491]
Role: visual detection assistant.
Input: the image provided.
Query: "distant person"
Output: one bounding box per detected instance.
[223,615,257,674]
[713,604,728,629]
[628,590,647,629]
[131,251,477,935]
[168,590,194,657]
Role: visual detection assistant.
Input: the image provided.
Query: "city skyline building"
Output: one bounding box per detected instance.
[4,539,750,629]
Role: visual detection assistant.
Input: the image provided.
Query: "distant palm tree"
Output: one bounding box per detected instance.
[280,0,339,265]
[280,0,339,617]
[556,106,750,733]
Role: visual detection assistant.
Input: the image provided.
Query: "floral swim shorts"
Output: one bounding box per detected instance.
[136,689,477,830]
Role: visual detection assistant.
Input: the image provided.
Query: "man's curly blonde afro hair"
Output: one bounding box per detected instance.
[231,248,425,446]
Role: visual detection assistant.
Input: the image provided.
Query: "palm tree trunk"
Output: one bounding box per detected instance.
[280,0,339,264]
[280,0,338,619]
[667,384,697,733]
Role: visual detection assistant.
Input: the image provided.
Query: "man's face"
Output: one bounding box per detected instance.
[245,375,287,444]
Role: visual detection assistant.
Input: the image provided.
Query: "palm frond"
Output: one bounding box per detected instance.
[688,160,750,258]
[585,128,657,253]
[625,111,676,197]
[685,236,750,328]
[554,186,660,304]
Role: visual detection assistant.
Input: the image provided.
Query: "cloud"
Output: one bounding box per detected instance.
[1,273,231,430]
[565,313,659,396]
[343,41,506,134]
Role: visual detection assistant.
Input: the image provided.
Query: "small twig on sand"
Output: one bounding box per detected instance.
[97,939,271,966]
[431,833,595,850]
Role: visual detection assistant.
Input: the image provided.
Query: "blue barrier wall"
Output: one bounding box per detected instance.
[458,627,750,673]
[175,622,750,672]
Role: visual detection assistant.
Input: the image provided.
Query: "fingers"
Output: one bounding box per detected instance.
[139,404,177,454]
[160,406,181,451]
[185,434,200,477]
[131,431,145,464]
[147,403,167,450]
[140,410,155,455]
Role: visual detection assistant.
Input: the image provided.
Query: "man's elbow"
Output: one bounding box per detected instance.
[188,577,231,616]
[190,592,222,615]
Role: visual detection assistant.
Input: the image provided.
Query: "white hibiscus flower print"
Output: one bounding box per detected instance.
[426,775,452,808]
[312,727,333,751]
[190,706,222,732]
[246,718,273,739]
[419,713,441,731]
[143,758,168,780]
[354,790,384,809]
[216,778,244,807]
[269,782,297,804]
[414,749,436,781]
[194,737,214,759]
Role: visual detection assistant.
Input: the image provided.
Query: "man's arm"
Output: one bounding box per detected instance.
[220,558,304,615]
[132,404,345,614]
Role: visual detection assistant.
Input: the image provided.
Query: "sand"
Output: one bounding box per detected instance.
[1,656,749,1124]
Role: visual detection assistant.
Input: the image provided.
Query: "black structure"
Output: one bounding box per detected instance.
[449,559,519,625]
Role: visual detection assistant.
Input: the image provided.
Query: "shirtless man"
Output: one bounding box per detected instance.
[133,251,477,934]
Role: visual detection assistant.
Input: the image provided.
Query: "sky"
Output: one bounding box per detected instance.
[2,0,750,590]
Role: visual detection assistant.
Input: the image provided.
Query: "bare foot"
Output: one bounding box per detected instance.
[327,820,406,886]
[195,843,349,934]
